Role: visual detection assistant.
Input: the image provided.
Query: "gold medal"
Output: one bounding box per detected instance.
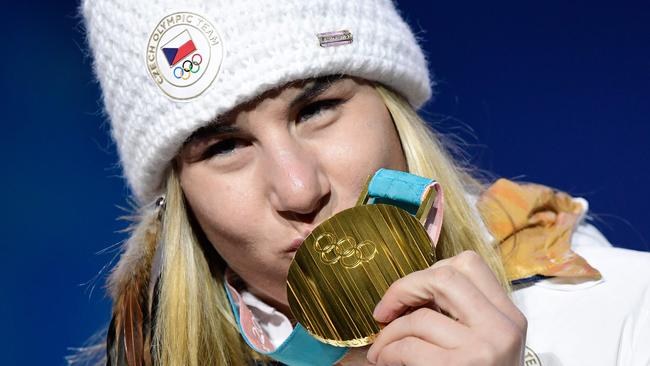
[287,176,438,347]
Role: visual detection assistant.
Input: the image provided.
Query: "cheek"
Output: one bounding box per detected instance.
[322,107,405,172]
[179,167,259,247]
[359,118,405,168]
[316,105,406,203]
[179,165,288,293]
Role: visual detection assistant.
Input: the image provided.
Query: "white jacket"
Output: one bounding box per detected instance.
[513,223,650,365]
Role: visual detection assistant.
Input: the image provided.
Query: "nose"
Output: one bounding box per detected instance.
[263,137,330,218]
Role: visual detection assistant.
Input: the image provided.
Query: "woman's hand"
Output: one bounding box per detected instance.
[364,250,527,366]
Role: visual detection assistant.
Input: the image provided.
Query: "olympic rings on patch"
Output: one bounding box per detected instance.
[192,53,202,65]
[314,233,377,269]
[172,53,203,80]
[182,60,193,72]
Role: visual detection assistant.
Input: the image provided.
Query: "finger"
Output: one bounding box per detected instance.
[367,308,468,364]
[373,336,448,366]
[373,265,498,327]
[432,251,524,328]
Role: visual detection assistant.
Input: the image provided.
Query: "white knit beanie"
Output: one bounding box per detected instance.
[82,0,432,204]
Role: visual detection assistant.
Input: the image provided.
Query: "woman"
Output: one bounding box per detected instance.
[78,0,650,365]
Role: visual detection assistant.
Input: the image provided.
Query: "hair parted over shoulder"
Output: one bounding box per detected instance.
[67,81,509,366]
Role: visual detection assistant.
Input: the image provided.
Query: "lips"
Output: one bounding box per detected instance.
[286,228,316,253]
[287,237,304,253]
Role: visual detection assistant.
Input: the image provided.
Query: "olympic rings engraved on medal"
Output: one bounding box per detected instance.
[314,233,338,264]
[172,53,203,80]
[313,233,377,268]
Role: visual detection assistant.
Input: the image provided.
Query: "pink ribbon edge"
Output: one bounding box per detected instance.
[422,182,445,248]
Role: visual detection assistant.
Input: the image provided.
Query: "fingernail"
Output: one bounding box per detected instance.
[373,302,386,322]
[366,344,377,364]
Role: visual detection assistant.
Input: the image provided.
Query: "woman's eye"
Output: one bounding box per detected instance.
[297,99,344,123]
[202,138,244,159]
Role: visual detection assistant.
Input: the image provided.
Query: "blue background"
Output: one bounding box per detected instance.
[2,1,648,365]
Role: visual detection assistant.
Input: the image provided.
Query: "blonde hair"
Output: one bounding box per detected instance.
[375,84,508,287]
[153,169,261,365]
[71,82,507,366]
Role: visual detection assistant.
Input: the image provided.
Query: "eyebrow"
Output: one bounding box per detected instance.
[184,122,240,148]
[289,75,345,110]
[183,75,346,147]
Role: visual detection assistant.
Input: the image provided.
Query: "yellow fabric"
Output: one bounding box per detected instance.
[477,179,601,283]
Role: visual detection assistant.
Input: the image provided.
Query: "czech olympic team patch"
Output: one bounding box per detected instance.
[146,12,223,100]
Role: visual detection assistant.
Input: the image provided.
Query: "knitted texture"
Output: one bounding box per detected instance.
[82,0,432,203]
